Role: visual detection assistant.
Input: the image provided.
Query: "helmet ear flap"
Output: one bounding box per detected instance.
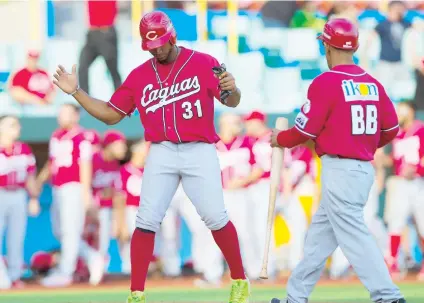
[169,29,177,46]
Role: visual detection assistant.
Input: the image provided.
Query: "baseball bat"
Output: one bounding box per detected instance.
[260,117,288,280]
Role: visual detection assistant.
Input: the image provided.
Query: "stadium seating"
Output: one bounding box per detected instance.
[1,9,422,118]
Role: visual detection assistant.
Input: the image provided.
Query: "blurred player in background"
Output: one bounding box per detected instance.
[385,101,424,280]
[92,130,127,264]
[79,0,121,94]
[115,140,149,274]
[37,103,99,287]
[277,145,315,275]
[0,115,40,289]
[215,113,259,280]
[30,203,102,283]
[244,110,277,280]
[8,50,55,106]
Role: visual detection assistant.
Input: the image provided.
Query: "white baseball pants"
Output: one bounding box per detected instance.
[0,189,27,281]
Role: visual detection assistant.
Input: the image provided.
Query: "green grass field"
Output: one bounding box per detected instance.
[1,283,423,303]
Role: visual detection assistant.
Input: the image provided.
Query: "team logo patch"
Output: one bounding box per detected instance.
[302,100,311,114]
[146,31,158,41]
[343,41,353,49]
[295,112,308,129]
[342,79,379,102]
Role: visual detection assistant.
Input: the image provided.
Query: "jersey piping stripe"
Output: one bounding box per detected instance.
[108,101,128,115]
[171,50,195,143]
[326,70,367,77]
[381,124,399,132]
[295,125,316,138]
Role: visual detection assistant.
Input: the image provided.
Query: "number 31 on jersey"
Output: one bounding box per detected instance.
[351,104,377,135]
[182,100,203,120]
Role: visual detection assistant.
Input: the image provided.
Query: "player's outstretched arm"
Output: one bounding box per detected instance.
[53,65,124,125]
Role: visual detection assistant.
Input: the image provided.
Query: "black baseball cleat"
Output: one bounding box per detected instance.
[270,299,284,303]
[378,299,406,303]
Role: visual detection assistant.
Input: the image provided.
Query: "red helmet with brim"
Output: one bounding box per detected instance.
[139,11,177,51]
[317,18,359,51]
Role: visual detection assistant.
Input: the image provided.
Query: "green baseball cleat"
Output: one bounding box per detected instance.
[126,291,146,303]
[229,278,250,303]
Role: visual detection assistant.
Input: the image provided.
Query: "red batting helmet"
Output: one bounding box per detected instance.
[317,18,359,51]
[102,130,126,147]
[139,11,177,51]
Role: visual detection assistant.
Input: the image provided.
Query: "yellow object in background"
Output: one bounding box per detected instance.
[196,0,208,42]
[227,0,239,54]
[274,214,290,247]
[299,195,314,225]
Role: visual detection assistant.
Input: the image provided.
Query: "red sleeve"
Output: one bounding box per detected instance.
[277,127,310,148]
[294,76,332,138]
[10,70,25,87]
[108,70,137,116]
[379,84,399,132]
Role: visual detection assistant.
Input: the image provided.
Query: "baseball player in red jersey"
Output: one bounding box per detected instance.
[52,10,250,302]
[0,115,40,289]
[269,18,405,303]
[243,110,278,279]
[384,102,424,280]
[36,103,100,287]
[92,130,127,263]
[277,146,315,274]
[114,140,149,274]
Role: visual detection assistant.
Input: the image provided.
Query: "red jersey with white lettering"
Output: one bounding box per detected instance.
[92,152,120,208]
[10,68,54,100]
[293,65,399,161]
[49,127,92,187]
[116,163,143,207]
[391,120,424,177]
[216,136,255,189]
[249,131,272,183]
[108,47,222,143]
[0,142,36,189]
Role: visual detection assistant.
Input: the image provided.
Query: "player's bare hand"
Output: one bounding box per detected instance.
[218,71,237,93]
[53,64,78,94]
[271,129,282,148]
[28,198,40,217]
